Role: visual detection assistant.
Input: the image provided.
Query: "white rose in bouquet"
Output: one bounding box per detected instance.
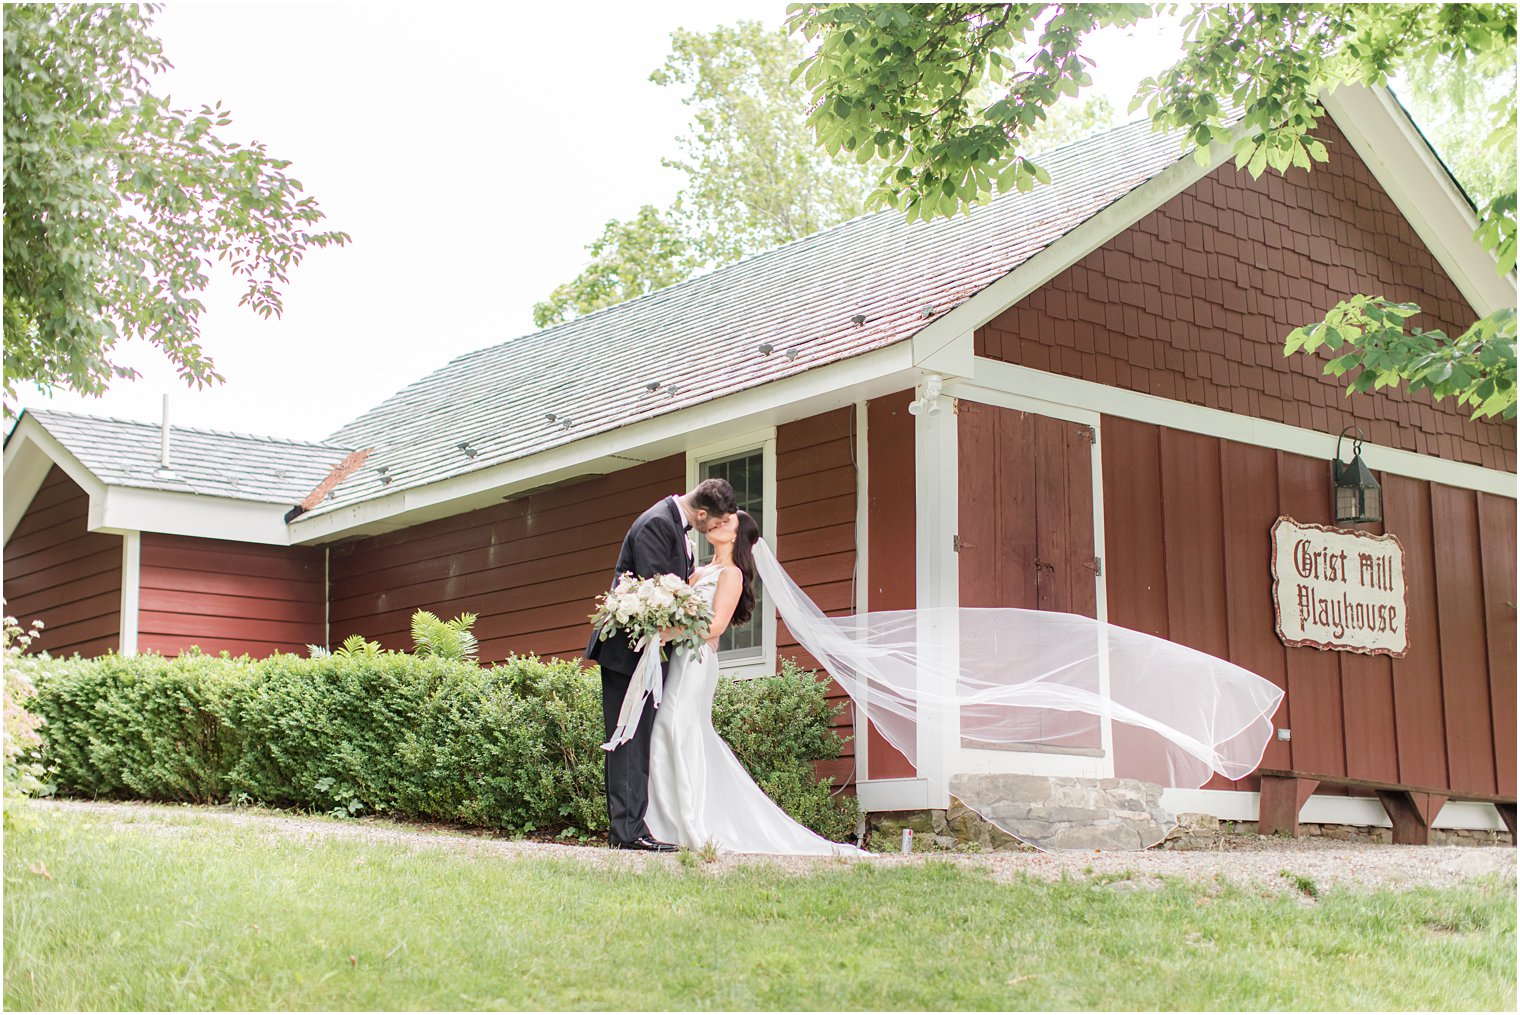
[658,573,685,591]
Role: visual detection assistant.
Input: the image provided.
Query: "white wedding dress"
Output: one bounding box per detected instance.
[645,567,869,856]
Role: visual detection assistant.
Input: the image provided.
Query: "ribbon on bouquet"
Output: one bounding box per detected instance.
[600,634,665,752]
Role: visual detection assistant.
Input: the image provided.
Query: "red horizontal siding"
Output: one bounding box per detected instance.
[776,407,862,783]
[981,119,1513,472]
[2,466,120,657]
[138,533,324,658]
[329,456,685,663]
[1102,415,1516,799]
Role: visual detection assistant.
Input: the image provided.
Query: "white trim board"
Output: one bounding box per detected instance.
[969,358,1516,498]
[852,400,871,782]
[119,532,141,656]
[1160,788,1509,832]
[290,344,923,544]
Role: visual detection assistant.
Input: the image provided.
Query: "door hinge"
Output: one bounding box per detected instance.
[952,534,961,552]
[1080,557,1103,577]
[1076,424,1096,445]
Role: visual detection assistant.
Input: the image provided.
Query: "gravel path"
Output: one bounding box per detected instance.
[29,798,1516,894]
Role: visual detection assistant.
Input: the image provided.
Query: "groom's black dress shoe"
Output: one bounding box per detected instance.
[610,835,679,852]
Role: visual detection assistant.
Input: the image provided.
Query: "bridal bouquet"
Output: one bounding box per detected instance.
[590,572,713,655]
[592,573,713,752]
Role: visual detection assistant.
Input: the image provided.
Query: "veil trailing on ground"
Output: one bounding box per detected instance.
[751,539,1284,851]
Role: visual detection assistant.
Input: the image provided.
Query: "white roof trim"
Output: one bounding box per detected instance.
[3,414,297,547]
[4,416,105,543]
[287,342,923,543]
[1321,85,1515,317]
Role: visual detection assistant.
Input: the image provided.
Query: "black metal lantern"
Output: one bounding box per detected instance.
[1332,427,1382,524]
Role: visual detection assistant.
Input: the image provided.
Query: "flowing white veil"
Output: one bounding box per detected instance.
[751,539,1284,850]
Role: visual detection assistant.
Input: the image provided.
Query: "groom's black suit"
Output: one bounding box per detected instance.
[586,496,691,845]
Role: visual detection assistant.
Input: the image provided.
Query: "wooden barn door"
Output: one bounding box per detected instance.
[957,400,1102,753]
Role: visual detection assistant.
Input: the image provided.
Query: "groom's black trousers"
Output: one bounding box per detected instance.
[600,665,660,844]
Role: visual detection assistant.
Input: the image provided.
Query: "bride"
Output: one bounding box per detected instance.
[631,508,1282,855]
[645,510,868,857]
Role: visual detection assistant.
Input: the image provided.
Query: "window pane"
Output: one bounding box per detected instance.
[698,449,764,658]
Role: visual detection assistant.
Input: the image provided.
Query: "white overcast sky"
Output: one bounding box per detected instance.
[13,3,1184,442]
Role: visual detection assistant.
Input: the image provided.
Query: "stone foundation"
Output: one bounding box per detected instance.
[868,808,1515,851]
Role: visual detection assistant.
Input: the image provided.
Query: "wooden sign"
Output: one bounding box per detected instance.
[1271,517,1408,657]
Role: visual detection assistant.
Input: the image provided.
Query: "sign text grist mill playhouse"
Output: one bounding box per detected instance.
[1271,517,1409,657]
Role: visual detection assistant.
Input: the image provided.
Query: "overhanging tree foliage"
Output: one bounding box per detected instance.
[788,3,1517,419]
[3,4,348,414]
[536,20,1125,329]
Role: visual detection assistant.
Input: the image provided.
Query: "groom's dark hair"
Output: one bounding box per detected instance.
[689,477,737,516]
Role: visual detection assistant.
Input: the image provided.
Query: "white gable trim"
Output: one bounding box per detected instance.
[3,414,299,547]
[3,417,105,543]
[1322,86,1515,318]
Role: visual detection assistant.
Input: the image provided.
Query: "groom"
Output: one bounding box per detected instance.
[587,477,737,851]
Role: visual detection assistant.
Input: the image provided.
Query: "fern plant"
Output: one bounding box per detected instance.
[410,611,479,662]
[331,634,385,659]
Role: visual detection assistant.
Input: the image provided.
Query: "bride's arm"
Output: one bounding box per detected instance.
[705,567,743,646]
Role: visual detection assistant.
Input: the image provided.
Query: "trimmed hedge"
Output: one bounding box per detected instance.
[28,650,860,841]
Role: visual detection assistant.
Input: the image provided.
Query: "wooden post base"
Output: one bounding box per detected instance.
[1258,774,1320,837]
[1375,790,1448,845]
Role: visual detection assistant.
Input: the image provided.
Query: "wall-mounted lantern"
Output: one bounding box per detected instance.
[1332,426,1382,524]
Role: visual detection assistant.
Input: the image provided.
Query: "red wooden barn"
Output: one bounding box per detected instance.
[6,86,1514,840]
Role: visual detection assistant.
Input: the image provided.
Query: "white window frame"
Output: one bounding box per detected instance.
[686,427,778,678]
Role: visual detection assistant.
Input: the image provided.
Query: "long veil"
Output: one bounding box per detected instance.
[751,539,1284,850]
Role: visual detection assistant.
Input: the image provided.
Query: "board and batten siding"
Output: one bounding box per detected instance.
[1101,415,1517,801]
[327,456,685,662]
[137,533,325,658]
[2,464,121,657]
[978,119,1514,473]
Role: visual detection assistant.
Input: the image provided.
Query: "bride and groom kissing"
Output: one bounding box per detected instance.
[584,478,867,857]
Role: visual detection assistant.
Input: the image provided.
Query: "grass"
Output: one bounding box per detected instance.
[4,803,1515,1011]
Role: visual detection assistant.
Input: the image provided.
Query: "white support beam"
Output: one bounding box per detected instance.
[119,531,141,656]
[913,381,960,810]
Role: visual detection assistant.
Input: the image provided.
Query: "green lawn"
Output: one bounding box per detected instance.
[4,803,1515,1011]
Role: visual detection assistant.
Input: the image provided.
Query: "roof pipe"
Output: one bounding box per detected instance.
[155,394,175,478]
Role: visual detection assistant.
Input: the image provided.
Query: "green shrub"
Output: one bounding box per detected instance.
[27,649,858,841]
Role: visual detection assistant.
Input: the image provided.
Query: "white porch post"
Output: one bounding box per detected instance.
[119,531,141,656]
[913,380,960,810]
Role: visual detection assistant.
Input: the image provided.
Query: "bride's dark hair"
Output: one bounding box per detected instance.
[729,510,761,627]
